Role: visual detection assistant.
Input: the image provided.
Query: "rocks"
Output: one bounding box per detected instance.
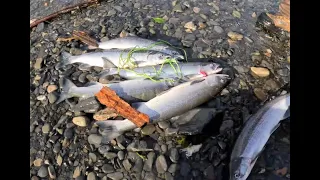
[228,31,244,41]
[56,155,63,166]
[87,172,97,180]
[102,164,114,173]
[144,172,156,180]
[48,165,56,179]
[168,164,179,173]
[34,58,44,69]
[123,159,132,171]
[165,128,178,136]
[143,152,156,171]
[73,166,81,178]
[88,134,102,146]
[250,67,270,78]
[155,155,168,173]
[184,21,197,32]
[37,166,48,178]
[173,4,183,12]
[107,172,124,180]
[198,22,207,29]
[254,88,268,101]
[193,7,201,13]
[264,79,280,91]
[42,124,51,134]
[214,26,224,33]
[117,151,124,160]
[219,120,234,132]
[169,148,179,163]
[37,95,46,101]
[33,159,42,167]
[64,128,74,139]
[89,153,97,163]
[47,85,58,93]
[72,116,89,127]
[277,68,290,76]
[180,162,191,176]
[105,152,117,159]
[165,172,174,180]
[98,145,112,154]
[48,93,58,104]
[141,124,156,135]
[158,121,169,129]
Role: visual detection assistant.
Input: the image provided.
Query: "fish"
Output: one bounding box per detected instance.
[229,93,290,180]
[98,62,223,81]
[97,36,184,59]
[55,49,176,69]
[56,77,181,104]
[96,74,230,141]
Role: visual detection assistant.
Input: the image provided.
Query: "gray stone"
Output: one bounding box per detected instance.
[143,152,155,171]
[107,172,124,180]
[165,172,174,180]
[87,172,97,180]
[141,124,156,135]
[144,172,156,180]
[161,144,168,153]
[88,134,102,145]
[165,128,178,136]
[123,159,132,171]
[37,166,48,178]
[42,124,51,134]
[169,148,179,163]
[118,151,124,160]
[102,164,114,173]
[89,153,97,163]
[105,152,117,159]
[214,26,224,33]
[48,165,56,179]
[155,155,168,173]
[168,164,179,173]
[64,128,74,139]
[98,145,111,154]
[48,93,58,104]
[184,34,196,41]
[132,158,143,172]
[36,22,44,32]
[158,121,170,129]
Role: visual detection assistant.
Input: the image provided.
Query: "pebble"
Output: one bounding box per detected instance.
[198,22,206,29]
[155,155,168,173]
[76,176,85,180]
[228,31,244,41]
[37,166,48,178]
[123,159,132,171]
[134,3,141,9]
[277,68,290,76]
[36,22,44,32]
[64,128,74,139]
[78,72,88,83]
[165,128,178,136]
[34,58,44,69]
[56,155,63,166]
[219,120,234,132]
[144,152,155,171]
[102,164,114,173]
[48,165,56,179]
[31,176,39,180]
[98,145,111,154]
[158,121,169,129]
[33,159,42,167]
[47,85,58,93]
[173,4,183,12]
[193,7,201,13]
[141,124,156,135]
[117,151,124,160]
[169,148,179,163]
[161,144,168,153]
[254,88,268,101]
[165,172,174,180]
[200,14,207,19]
[42,124,51,134]
[250,67,270,78]
[214,26,224,33]
[89,153,97,163]
[180,162,191,176]
[105,152,117,159]
[107,9,116,16]
[37,95,46,101]
[107,172,124,180]
[149,28,156,34]
[264,79,280,91]
[48,93,58,104]
[88,134,102,146]
[73,166,81,178]
[72,116,89,127]
[168,164,179,173]
[87,172,97,180]
[184,21,197,32]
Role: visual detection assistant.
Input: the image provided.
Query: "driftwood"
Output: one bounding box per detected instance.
[30,0,99,29]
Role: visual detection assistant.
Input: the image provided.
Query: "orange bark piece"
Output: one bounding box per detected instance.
[267,13,290,32]
[95,87,150,127]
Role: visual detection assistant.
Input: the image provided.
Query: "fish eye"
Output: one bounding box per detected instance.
[234,171,241,179]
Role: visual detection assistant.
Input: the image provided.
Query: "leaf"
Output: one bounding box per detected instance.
[232,10,241,18]
[152,17,166,24]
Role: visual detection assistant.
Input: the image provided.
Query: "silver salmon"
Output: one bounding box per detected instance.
[96,74,229,141]
[99,62,223,81]
[55,49,176,69]
[229,93,290,180]
[56,78,181,104]
[97,36,184,59]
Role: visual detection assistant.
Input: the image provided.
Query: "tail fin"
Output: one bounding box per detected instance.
[55,77,77,104]
[55,51,74,69]
[95,119,136,142]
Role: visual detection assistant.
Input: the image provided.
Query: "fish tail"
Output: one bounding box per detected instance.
[55,77,77,104]
[95,120,128,141]
[55,51,75,69]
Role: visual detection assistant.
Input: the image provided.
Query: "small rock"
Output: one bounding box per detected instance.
[56,155,63,166]
[252,12,257,17]
[89,153,97,163]
[47,85,58,93]
[143,152,156,171]
[102,164,114,173]
[254,88,268,101]
[250,67,270,78]
[232,10,241,18]
[107,172,124,180]
[123,159,132,171]
[180,162,191,176]
[42,124,51,134]
[264,79,280,91]
[193,7,201,13]
[37,95,46,101]
[48,93,58,104]
[165,172,174,180]
[105,152,117,159]
[173,4,183,12]
[228,31,244,41]
[36,22,45,32]
[98,145,112,154]
[155,155,168,173]
[161,144,168,153]
[165,128,178,136]
[169,148,179,163]
[184,21,197,32]
[33,159,42,167]
[214,26,224,33]
[149,28,156,34]
[34,58,43,69]
[198,22,206,29]
[72,116,89,127]
[48,165,56,179]
[200,14,207,19]
[88,134,102,146]
[218,141,226,150]
[203,165,215,180]
[158,121,169,129]
[99,75,114,84]
[38,166,48,178]
[87,172,97,180]
[141,124,156,135]
[144,172,156,180]
[64,128,74,139]
[219,120,234,132]
[78,72,88,83]
[134,3,141,9]
[107,9,116,16]
[277,68,290,76]
[168,164,179,173]
[117,151,124,160]
[73,166,81,178]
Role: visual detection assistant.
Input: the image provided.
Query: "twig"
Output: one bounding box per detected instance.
[30,0,99,28]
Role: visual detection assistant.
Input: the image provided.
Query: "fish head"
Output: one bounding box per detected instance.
[201,63,223,74]
[229,157,253,180]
